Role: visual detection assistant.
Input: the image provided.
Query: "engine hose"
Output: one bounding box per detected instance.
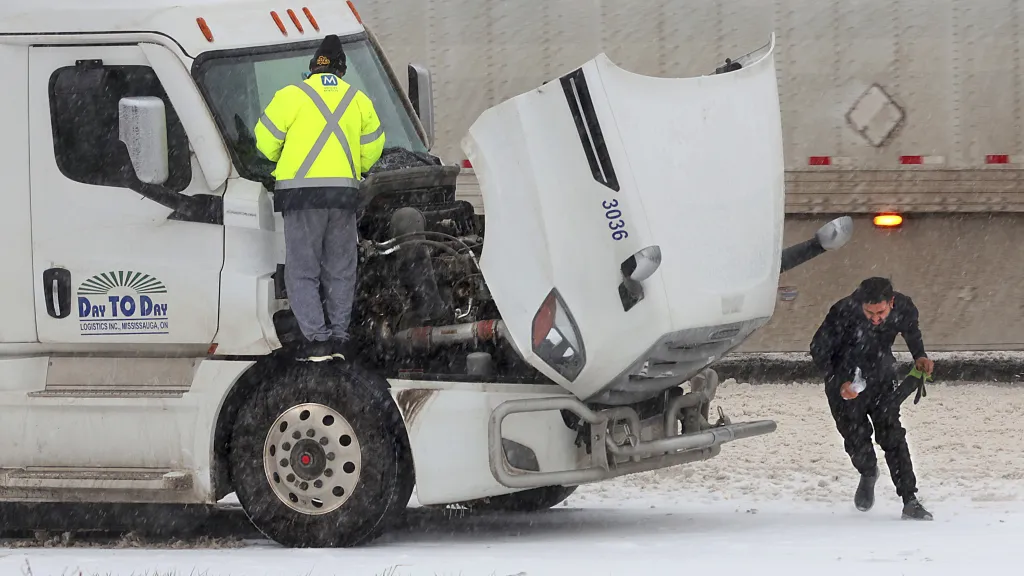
[381,230,480,257]
[379,238,481,272]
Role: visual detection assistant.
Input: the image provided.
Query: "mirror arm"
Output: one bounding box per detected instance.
[130,181,224,225]
[779,216,855,274]
[779,237,826,274]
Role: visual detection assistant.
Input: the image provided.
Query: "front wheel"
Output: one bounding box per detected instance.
[228,362,414,548]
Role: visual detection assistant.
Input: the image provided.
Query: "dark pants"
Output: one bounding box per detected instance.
[825,371,918,503]
[282,208,358,343]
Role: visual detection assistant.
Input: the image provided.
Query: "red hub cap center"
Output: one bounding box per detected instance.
[300,454,312,466]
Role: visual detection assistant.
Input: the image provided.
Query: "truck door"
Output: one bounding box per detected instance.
[28,44,223,345]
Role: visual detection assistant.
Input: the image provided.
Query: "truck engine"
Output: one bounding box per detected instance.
[273,147,543,384]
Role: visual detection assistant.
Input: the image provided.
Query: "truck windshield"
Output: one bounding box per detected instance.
[193,36,426,184]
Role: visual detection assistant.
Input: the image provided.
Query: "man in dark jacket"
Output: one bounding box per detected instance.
[810,277,935,520]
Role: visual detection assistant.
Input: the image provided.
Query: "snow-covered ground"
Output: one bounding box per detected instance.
[3,380,1023,576]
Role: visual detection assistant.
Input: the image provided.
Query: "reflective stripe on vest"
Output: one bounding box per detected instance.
[275,81,360,191]
[259,113,287,140]
[361,125,384,145]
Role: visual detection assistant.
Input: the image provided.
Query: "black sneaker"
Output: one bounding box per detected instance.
[855,468,878,512]
[902,498,933,521]
[298,340,336,363]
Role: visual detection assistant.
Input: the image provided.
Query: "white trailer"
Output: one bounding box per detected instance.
[367,0,1024,355]
[0,0,852,547]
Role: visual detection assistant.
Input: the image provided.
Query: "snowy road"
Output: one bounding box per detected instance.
[3,380,1023,576]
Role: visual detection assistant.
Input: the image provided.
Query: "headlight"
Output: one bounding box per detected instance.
[531,288,586,382]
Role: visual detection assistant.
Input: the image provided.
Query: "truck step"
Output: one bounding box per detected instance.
[0,468,196,503]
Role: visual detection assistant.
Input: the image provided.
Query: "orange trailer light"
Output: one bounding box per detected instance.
[873,213,903,228]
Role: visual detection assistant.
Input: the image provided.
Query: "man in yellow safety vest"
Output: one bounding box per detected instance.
[254,34,386,362]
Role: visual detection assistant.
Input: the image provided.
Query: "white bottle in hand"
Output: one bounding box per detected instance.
[851,366,867,395]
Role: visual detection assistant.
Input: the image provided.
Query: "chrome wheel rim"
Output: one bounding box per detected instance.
[263,403,362,515]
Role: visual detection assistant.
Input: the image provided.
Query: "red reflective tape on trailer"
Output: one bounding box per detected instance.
[461,159,473,168]
[900,155,944,165]
[982,154,1024,164]
[808,156,853,167]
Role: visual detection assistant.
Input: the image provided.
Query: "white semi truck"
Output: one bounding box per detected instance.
[0,0,853,547]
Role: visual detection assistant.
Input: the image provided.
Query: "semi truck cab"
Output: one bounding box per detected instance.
[0,0,435,538]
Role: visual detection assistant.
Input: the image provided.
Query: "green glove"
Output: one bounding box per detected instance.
[906,366,933,404]
[907,366,934,382]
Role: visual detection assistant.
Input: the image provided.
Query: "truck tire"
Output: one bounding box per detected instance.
[228,362,414,548]
[455,485,578,512]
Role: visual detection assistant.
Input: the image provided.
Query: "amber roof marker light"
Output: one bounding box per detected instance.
[287,9,305,33]
[302,7,320,31]
[196,17,214,42]
[270,10,288,35]
[347,1,362,23]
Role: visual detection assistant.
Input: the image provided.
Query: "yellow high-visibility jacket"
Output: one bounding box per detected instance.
[254,73,385,211]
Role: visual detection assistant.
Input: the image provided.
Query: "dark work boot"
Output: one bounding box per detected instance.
[902,498,933,521]
[855,467,879,512]
[298,340,336,363]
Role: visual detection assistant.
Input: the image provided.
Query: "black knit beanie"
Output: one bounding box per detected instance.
[309,34,346,76]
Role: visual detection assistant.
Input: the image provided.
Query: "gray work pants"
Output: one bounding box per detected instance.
[282,208,358,343]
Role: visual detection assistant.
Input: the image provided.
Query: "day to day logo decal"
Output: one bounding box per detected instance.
[77,271,170,336]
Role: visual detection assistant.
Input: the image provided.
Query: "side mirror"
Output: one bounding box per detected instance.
[408,63,435,149]
[816,215,854,251]
[118,96,169,185]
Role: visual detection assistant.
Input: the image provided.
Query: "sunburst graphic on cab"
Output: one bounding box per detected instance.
[77,271,167,296]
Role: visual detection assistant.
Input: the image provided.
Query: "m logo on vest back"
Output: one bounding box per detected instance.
[321,74,338,87]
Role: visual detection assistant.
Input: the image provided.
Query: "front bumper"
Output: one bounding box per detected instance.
[488,369,777,489]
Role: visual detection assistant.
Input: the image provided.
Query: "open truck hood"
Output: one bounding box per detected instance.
[461,36,785,405]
